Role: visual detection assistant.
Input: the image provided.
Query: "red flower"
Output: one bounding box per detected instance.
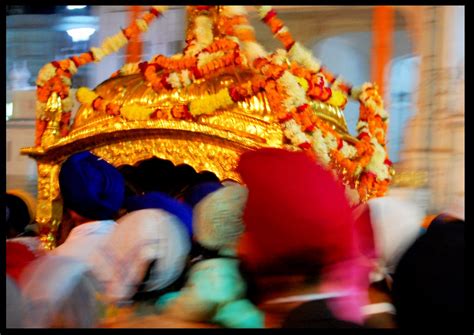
[229,87,242,102]
[262,9,277,23]
[278,113,293,123]
[160,74,173,90]
[384,158,393,166]
[191,66,202,79]
[296,104,309,113]
[305,124,316,132]
[298,142,312,150]
[150,7,162,17]
[358,132,370,141]
[337,138,343,150]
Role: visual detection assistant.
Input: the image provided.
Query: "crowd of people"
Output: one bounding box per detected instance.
[5,148,465,329]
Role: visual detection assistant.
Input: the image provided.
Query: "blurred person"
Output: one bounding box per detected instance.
[124,191,194,238]
[181,181,223,209]
[52,151,125,272]
[19,255,104,328]
[157,184,264,328]
[391,214,465,329]
[7,275,27,328]
[236,148,371,328]
[6,189,38,238]
[94,206,191,304]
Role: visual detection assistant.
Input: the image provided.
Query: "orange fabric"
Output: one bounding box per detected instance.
[371,6,394,97]
[126,6,143,64]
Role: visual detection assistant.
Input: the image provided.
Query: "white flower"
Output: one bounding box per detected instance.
[275,25,288,36]
[365,139,390,181]
[221,6,247,17]
[288,42,321,72]
[242,41,267,63]
[90,47,106,63]
[101,32,128,55]
[181,70,192,87]
[310,128,331,166]
[195,16,213,49]
[68,61,78,75]
[257,6,273,19]
[136,19,148,32]
[197,51,224,68]
[357,121,369,132]
[325,132,338,150]
[120,62,140,75]
[168,72,182,89]
[283,119,308,145]
[278,71,308,110]
[340,141,357,158]
[36,63,56,86]
[271,49,288,66]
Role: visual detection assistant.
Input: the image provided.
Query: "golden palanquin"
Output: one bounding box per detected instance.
[21,6,391,249]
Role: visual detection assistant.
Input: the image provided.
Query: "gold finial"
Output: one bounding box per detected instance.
[41,92,63,147]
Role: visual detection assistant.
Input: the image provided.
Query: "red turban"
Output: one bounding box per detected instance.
[237,148,371,324]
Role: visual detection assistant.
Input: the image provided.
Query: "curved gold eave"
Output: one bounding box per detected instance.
[21,116,284,249]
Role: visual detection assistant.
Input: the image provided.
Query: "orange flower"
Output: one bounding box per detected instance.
[268,17,284,35]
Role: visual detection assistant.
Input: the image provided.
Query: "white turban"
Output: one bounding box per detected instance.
[100,209,191,302]
[193,185,248,255]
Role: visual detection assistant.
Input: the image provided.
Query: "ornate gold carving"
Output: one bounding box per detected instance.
[35,162,63,249]
[41,92,63,147]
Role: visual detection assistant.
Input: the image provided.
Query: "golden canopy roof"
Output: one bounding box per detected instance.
[22,6,392,248]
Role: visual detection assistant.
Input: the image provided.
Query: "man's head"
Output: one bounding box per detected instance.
[236,148,371,324]
[59,151,125,222]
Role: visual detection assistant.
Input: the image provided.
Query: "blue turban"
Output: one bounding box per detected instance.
[124,191,193,237]
[59,151,125,221]
[182,182,223,208]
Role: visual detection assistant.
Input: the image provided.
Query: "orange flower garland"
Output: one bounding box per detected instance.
[34,6,167,146]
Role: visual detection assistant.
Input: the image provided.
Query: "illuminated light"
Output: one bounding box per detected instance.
[66,27,96,42]
[67,5,87,10]
[6,103,13,120]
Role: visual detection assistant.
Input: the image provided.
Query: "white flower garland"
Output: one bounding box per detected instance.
[340,140,357,159]
[36,63,56,86]
[365,138,390,181]
[119,62,140,76]
[277,71,308,111]
[257,6,273,20]
[310,128,331,166]
[197,51,225,68]
[241,41,267,63]
[288,42,321,73]
[167,72,182,89]
[282,119,309,146]
[221,6,248,17]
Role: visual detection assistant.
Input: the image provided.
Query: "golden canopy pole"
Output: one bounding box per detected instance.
[371,6,394,97]
[125,6,143,64]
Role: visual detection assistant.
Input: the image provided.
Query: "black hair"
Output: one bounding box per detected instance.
[5,194,31,238]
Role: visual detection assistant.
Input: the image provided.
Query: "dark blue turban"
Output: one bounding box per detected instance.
[59,151,125,221]
[124,191,193,237]
[182,182,223,208]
